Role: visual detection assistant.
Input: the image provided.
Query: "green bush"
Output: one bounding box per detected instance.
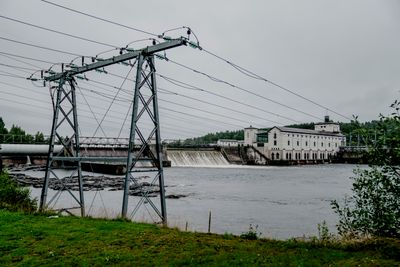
[240,224,261,240]
[0,171,37,212]
[331,100,400,238]
[332,166,400,238]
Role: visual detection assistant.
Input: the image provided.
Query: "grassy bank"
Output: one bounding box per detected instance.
[0,210,399,266]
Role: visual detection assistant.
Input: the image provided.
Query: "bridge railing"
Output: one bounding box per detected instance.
[0,134,154,148]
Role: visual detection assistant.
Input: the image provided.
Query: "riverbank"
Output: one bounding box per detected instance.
[0,210,398,266]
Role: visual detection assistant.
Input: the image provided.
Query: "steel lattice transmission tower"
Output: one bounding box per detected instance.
[40,38,187,224]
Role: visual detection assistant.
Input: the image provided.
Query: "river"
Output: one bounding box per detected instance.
[26,164,360,239]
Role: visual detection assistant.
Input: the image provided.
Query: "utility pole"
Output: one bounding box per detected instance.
[41,38,187,224]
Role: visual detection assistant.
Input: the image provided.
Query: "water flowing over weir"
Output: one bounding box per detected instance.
[166,150,230,167]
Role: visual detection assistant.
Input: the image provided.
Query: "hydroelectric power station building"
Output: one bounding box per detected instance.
[244,116,346,162]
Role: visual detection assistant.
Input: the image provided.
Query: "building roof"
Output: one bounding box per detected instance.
[271,126,344,137]
[244,125,257,129]
[314,122,340,125]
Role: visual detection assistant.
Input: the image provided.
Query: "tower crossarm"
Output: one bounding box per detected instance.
[44,38,187,82]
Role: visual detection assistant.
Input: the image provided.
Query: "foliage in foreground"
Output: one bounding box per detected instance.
[0,171,37,212]
[0,210,399,266]
[332,100,400,238]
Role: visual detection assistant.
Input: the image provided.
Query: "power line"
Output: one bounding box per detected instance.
[38,0,350,121]
[0,36,83,57]
[0,62,39,72]
[158,88,282,125]
[80,75,268,127]
[200,47,352,121]
[79,79,250,129]
[0,90,200,137]
[0,80,182,135]
[157,97,257,126]
[40,0,158,37]
[161,57,321,120]
[91,63,135,137]
[0,69,27,79]
[77,83,242,132]
[0,53,43,69]
[159,105,244,129]
[100,71,293,124]
[0,15,118,49]
[0,51,56,65]
[157,73,300,123]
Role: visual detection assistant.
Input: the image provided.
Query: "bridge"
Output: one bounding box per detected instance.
[0,137,157,168]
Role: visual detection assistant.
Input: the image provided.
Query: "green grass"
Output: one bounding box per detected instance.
[0,210,399,266]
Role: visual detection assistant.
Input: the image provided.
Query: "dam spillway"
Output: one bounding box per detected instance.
[166,149,230,167]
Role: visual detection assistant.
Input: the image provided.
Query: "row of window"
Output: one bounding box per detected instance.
[282,133,342,140]
[285,140,339,148]
[271,152,334,160]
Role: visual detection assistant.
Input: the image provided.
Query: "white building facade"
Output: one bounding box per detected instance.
[244,119,346,161]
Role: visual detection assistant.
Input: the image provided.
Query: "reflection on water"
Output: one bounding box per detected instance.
[26,164,361,239]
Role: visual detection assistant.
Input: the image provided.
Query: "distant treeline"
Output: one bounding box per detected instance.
[0,115,385,147]
[0,117,47,144]
[169,120,383,147]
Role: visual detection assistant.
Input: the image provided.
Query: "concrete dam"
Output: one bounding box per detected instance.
[1,144,266,171]
[166,148,230,167]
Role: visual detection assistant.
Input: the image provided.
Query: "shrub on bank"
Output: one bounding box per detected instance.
[0,171,37,212]
[332,100,400,238]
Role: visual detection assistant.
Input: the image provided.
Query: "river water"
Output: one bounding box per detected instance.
[26,164,360,239]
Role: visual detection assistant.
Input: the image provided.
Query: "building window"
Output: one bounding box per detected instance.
[276,153,279,160]
[305,141,308,146]
[288,140,290,146]
[273,140,277,146]
[328,143,331,147]
[296,141,299,146]
[314,142,316,147]
[271,153,275,160]
[335,143,337,148]
[274,133,277,139]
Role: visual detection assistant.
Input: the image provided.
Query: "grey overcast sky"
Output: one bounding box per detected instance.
[0,0,399,140]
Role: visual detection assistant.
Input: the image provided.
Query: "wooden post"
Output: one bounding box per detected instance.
[208,210,212,233]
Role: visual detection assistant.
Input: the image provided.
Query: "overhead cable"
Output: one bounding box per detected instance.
[0,36,83,57]
[0,15,118,49]
[40,0,159,37]
[200,48,352,120]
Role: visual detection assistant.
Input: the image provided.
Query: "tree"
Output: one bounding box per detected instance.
[0,117,7,143]
[34,132,45,143]
[331,100,400,238]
